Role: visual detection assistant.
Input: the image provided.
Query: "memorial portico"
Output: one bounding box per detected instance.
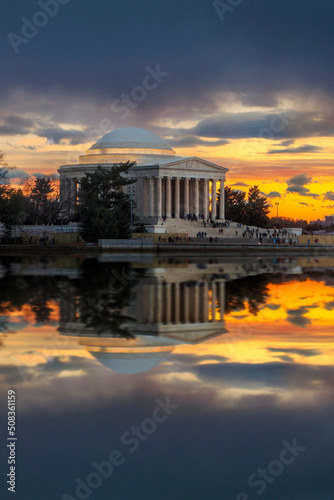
[58,127,229,222]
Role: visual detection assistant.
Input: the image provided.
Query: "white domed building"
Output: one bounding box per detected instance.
[58,127,229,222]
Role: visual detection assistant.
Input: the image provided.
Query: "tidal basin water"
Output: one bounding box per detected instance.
[0,254,334,500]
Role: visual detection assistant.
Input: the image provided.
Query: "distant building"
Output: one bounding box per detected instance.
[325,215,334,226]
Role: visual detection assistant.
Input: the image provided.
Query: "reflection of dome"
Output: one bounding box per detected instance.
[79,336,177,374]
[90,350,173,374]
[89,127,174,153]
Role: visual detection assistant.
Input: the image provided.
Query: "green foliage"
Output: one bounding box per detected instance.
[0,186,25,237]
[246,185,270,227]
[79,163,136,242]
[221,185,270,227]
[224,186,247,223]
[27,175,62,225]
[0,152,25,238]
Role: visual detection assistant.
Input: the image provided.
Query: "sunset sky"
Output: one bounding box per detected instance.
[1,0,334,221]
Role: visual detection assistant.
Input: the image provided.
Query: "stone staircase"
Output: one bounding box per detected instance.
[157,218,262,239]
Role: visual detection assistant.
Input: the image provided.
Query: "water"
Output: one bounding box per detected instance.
[0,254,333,500]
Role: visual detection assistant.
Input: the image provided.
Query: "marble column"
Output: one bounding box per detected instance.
[156,177,162,217]
[165,283,172,324]
[212,180,217,219]
[60,177,66,204]
[174,177,180,218]
[166,177,172,218]
[142,178,148,217]
[203,179,209,219]
[219,179,225,219]
[194,178,199,217]
[136,178,143,217]
[149,177,154,217]
[184,178,189,216]
[156,283,162,323]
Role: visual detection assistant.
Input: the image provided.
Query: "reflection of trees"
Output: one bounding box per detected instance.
[0,258,143,338]
[0,261,61,324]
[225,274,271,315]
[76,260,141,337]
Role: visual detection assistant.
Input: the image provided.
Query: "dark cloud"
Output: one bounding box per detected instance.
[266,191,282,199]
[2,0,334,106]
[300,202,310,206]
[168,136,230,148]
[0,114,33,136]
[323,300,334,310]
[180,110,334,142]
[323,191,334,201]
[286,173,319,198]
[267,145,323,155]
[0,0,333,156]
[278,139,295,147]
[35,126,89,145]
[7,168,30,180]
[230,182,249,187]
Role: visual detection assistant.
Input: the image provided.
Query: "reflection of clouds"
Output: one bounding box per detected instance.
[323,300,334,310]
[273,354,295,363]
[287,315,312,328]
[268,347,322,358]
[262,303,281,311]
[286,304,318,328]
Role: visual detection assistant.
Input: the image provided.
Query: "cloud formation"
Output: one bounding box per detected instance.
[323,191,334,201]
[267,145,323,155]
[286,173,319,198]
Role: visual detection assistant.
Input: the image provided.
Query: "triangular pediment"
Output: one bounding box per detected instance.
[159,156,229,174]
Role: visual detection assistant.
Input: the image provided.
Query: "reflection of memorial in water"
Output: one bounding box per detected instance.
[58,266,229,374]
[58,257,303,374]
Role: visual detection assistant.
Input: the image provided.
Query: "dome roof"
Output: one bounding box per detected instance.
[89,127,174,152]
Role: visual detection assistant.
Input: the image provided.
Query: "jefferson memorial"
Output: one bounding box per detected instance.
[58,127,229,222]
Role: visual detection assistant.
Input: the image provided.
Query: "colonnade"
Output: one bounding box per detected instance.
[59,175,225,220]
[139,281,225,325]
[59,280,226,328]
[137,176,225,219]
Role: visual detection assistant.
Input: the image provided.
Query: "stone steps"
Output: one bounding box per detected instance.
[160,219,259,239]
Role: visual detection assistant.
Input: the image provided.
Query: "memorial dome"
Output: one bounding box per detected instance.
[79,127,176,165]
[89,127,174,152]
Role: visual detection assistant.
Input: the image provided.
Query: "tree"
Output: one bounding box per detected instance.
[79,163,136,242]
[246,186,270,227]
[224,186,247,222]
[0,186,25,239]
[24,175,67,225]
[0,151,15,184]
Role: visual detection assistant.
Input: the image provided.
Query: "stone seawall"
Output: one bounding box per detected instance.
[1,243,333,256]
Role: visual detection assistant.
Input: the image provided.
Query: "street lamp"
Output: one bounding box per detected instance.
[275,202,279,228]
